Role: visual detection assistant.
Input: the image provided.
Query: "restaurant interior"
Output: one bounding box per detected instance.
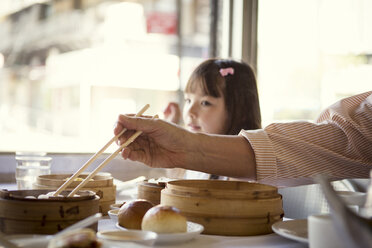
[0,0,371,247]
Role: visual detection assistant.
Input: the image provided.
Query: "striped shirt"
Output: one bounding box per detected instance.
[240,91,372,187]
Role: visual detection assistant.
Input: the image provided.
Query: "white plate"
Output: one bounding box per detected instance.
[6,234,51,248]
[5,234,142,248]
[271,219,308,243]
[116,221,204,244]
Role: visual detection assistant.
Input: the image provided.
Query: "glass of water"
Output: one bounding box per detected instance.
[15,154,52,190]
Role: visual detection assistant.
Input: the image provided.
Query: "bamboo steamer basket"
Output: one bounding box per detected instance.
[161,180,284,236]
[137,181,166,205]
[0,189,99,235]
[33,172,115,215]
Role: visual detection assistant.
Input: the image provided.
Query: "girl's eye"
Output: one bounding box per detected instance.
[184,98,191,104]
[201,101,212,106]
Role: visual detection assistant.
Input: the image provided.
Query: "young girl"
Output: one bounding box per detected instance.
[164,58,261,179]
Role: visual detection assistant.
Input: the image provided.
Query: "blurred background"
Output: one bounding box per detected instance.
[0,0,371,154]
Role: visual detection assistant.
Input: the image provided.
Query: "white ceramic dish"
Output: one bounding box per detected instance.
[6,235,50,248]
[271,219,308,243]
[116,221,204,244]
[308,214,345,248]
[108,209,119,223]
[110,202,125,210]
[97,229,157,246]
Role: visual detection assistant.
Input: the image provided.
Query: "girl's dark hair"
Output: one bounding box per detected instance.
[185,58,261,135]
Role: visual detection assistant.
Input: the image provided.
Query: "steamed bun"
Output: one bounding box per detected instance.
[118,199,154,229]
[141,205,187,233]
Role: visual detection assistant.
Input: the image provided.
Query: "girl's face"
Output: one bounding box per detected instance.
[183,84,228,134]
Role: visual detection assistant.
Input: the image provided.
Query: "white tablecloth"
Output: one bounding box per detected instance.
[98,217,307,248]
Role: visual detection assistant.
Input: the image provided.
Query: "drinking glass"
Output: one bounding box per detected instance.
[15,154,52,189]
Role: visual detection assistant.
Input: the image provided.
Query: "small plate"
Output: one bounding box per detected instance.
[97,229,157,246]
[108,209,119,223]
[116,221,204,244]
[6,234,51,248]
[272,219,308,243]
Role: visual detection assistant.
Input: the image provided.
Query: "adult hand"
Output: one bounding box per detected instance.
[114,115,192,169]
[163,102,181,124]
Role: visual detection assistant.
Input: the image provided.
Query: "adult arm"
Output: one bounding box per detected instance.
[114,116,256,179]
[241,91,372,186]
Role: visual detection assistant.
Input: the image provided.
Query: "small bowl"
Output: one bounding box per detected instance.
[97,229,157,246]
[108,209,119,223]
[110,202,125,210]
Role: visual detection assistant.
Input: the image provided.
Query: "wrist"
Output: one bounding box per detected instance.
[179,131,202,169]
[182,132,256,179]
[183,132,219,172]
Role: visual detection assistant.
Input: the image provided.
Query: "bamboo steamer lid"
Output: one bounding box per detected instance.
[164,180,278,199]
[161,180,284,236]
[0,189,99,234]
[34,173,116,215]
[35,173,114,188]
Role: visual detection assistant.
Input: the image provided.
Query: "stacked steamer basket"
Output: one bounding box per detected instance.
[161,180,284,236]
[34,172,115,215]
[0,189,99,234]
[137,180,166,205]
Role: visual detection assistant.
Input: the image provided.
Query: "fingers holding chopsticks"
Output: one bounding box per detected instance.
[114,114,190,169]
[114,114,158,142]
[120,139,146,160]
[115,115,156,147]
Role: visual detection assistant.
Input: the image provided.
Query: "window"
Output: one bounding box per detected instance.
[257,0,372,126]
[0,0,210,153]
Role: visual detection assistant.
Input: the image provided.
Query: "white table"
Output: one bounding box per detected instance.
[98,217,308,248]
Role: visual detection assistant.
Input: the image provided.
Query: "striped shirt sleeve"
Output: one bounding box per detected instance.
[239,91,372,187]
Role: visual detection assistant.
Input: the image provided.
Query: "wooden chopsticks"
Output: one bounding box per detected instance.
[52,104,150,197]
[67,114,158,197]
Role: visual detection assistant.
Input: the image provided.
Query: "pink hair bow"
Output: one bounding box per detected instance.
[219,67,234,77]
